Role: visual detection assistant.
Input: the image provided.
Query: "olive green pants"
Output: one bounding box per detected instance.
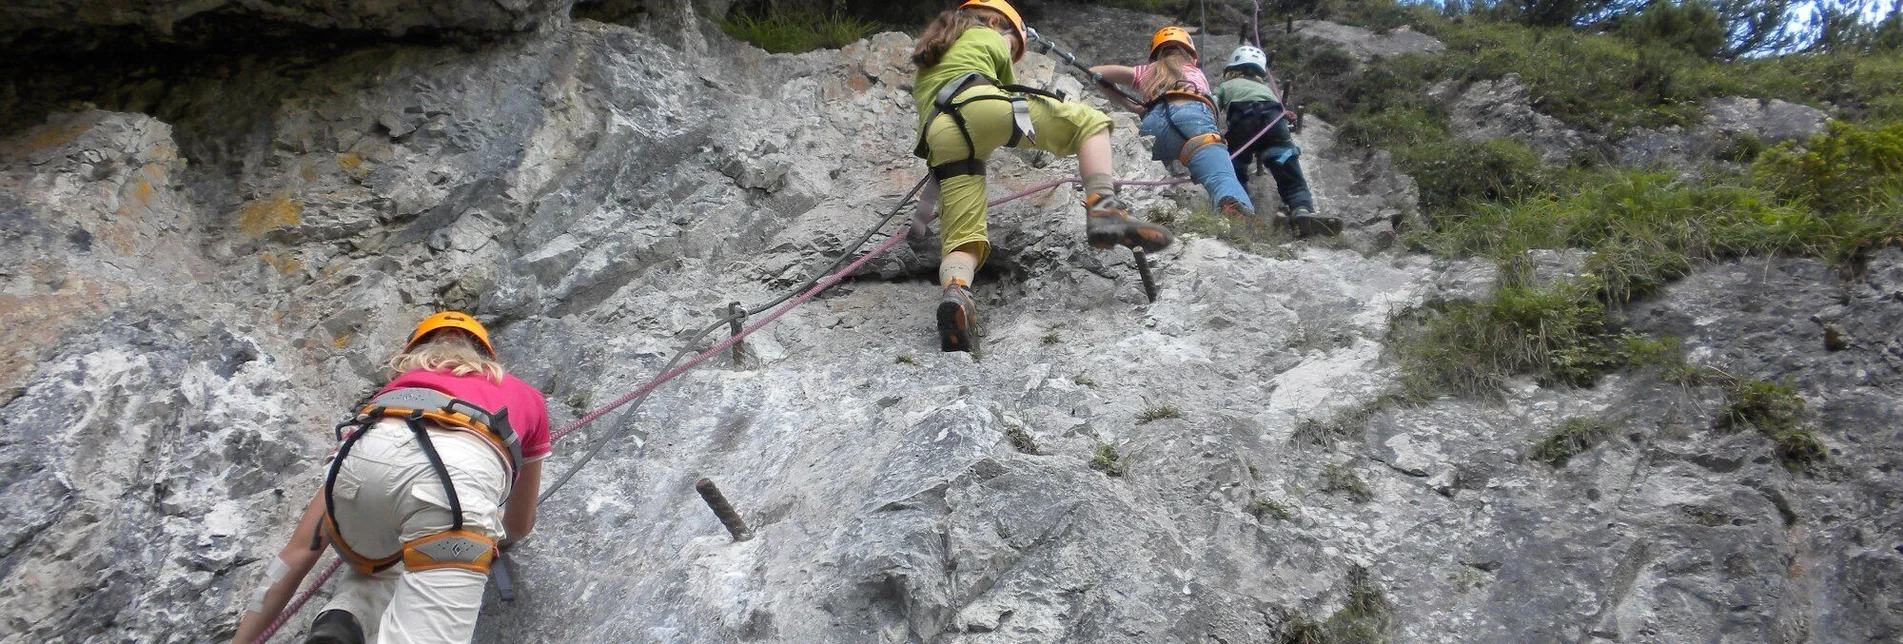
[921,85,1113,266]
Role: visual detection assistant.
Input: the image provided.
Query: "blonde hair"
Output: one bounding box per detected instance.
[913,8,1018,68]
[387,331,505,383]
[1140,47,1195,101]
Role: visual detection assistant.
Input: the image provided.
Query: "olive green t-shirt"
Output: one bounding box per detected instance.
[914,27,1017,127]
[1214,76,1280,110]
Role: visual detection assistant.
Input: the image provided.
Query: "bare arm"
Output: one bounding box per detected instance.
[231,492,328,644]
[501,459,543,545]
[1089,65,1145,114]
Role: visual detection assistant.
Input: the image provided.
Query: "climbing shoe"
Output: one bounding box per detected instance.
[1218,196,1250,221]
[937,282,979,353]
[304,610,364,644]
[1288,206,1341,238]
[1084,194,1174,252]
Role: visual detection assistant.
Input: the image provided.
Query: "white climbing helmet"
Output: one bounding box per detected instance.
[1226,45,1268,74]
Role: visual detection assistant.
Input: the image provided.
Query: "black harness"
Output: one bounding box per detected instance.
[914,72,1068,181]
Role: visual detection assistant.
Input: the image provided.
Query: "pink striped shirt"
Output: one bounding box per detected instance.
[1132,62,1211,100]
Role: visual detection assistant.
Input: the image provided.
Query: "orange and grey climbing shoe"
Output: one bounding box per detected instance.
[1084,193,1174,252]
[937,282,979,353]
[1218,196,1250,221]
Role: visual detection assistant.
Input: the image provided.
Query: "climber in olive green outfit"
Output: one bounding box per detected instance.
[912,0,1173,353]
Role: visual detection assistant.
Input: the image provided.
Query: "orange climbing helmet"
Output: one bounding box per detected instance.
[960,0,1027,62]
[406,311,495,357]
[1149,26,1197,61]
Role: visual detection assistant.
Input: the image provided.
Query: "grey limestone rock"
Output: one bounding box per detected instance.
[1292,19,1445,63]
[0,0,574,52]
[0,12,1899,644]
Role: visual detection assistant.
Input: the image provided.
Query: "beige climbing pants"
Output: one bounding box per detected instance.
[320,419,509,643]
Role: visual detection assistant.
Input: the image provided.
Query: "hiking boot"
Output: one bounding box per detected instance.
[1084,194,1174,252]
[1288,206,1341,238]
[1217,196,1250,221]
[937,282,979,353]
[304,610,364,644]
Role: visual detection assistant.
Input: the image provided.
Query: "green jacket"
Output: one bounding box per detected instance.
[913,27,1016,128]
[1214,76,1280,112]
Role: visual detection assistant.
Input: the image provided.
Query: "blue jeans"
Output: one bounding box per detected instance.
[1139,100,1254,211]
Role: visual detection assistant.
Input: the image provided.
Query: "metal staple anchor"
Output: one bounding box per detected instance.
[1133,248,1158,303]
[490,549,517,602]
[695,478,754,541]
[725,301,747,366]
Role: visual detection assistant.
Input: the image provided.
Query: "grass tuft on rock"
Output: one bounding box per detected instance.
[1321,463,1374,503]
[1718,379,1827,470]
[1282,565,1396,643]
[1090,442,1125,477]
[1253,498,1295,521]
[1136,404,1182,424]
[1004,423,1040,455]
[1530,417,1619,466]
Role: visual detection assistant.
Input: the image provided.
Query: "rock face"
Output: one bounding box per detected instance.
[1434,73,1598,164]
[0,0,574,52]
[1292,19,1444,63]
[1620,98,1831,168]
[1,11,1900,644]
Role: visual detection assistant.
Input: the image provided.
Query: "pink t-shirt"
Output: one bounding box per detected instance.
[1132,62,1211,100]
[379,370,553,462]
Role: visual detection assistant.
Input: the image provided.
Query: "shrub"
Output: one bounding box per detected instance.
[1618,0,1728,61]
[1753,121,1903,216]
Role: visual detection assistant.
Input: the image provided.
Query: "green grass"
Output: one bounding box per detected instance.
[895,354,918,365]
[1004,423,1040,455]
[1321,463,1373,503]
[1090,442,1125,477]
[1253,498,1295,521]
[1718,379,1827,470]
[719,10,878,54]
[1390,122,1903,397]
[1136,404,1182,424]
[1282,565,1396,643]
[1530,417,1619,466]
[1292,395,1399,447]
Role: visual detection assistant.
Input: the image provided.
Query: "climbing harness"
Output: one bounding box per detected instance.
[913,72,1068,180]
[317,388,522,577]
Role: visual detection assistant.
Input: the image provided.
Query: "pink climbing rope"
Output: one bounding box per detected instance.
[250,560,340,644]
[549,228,914,443]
